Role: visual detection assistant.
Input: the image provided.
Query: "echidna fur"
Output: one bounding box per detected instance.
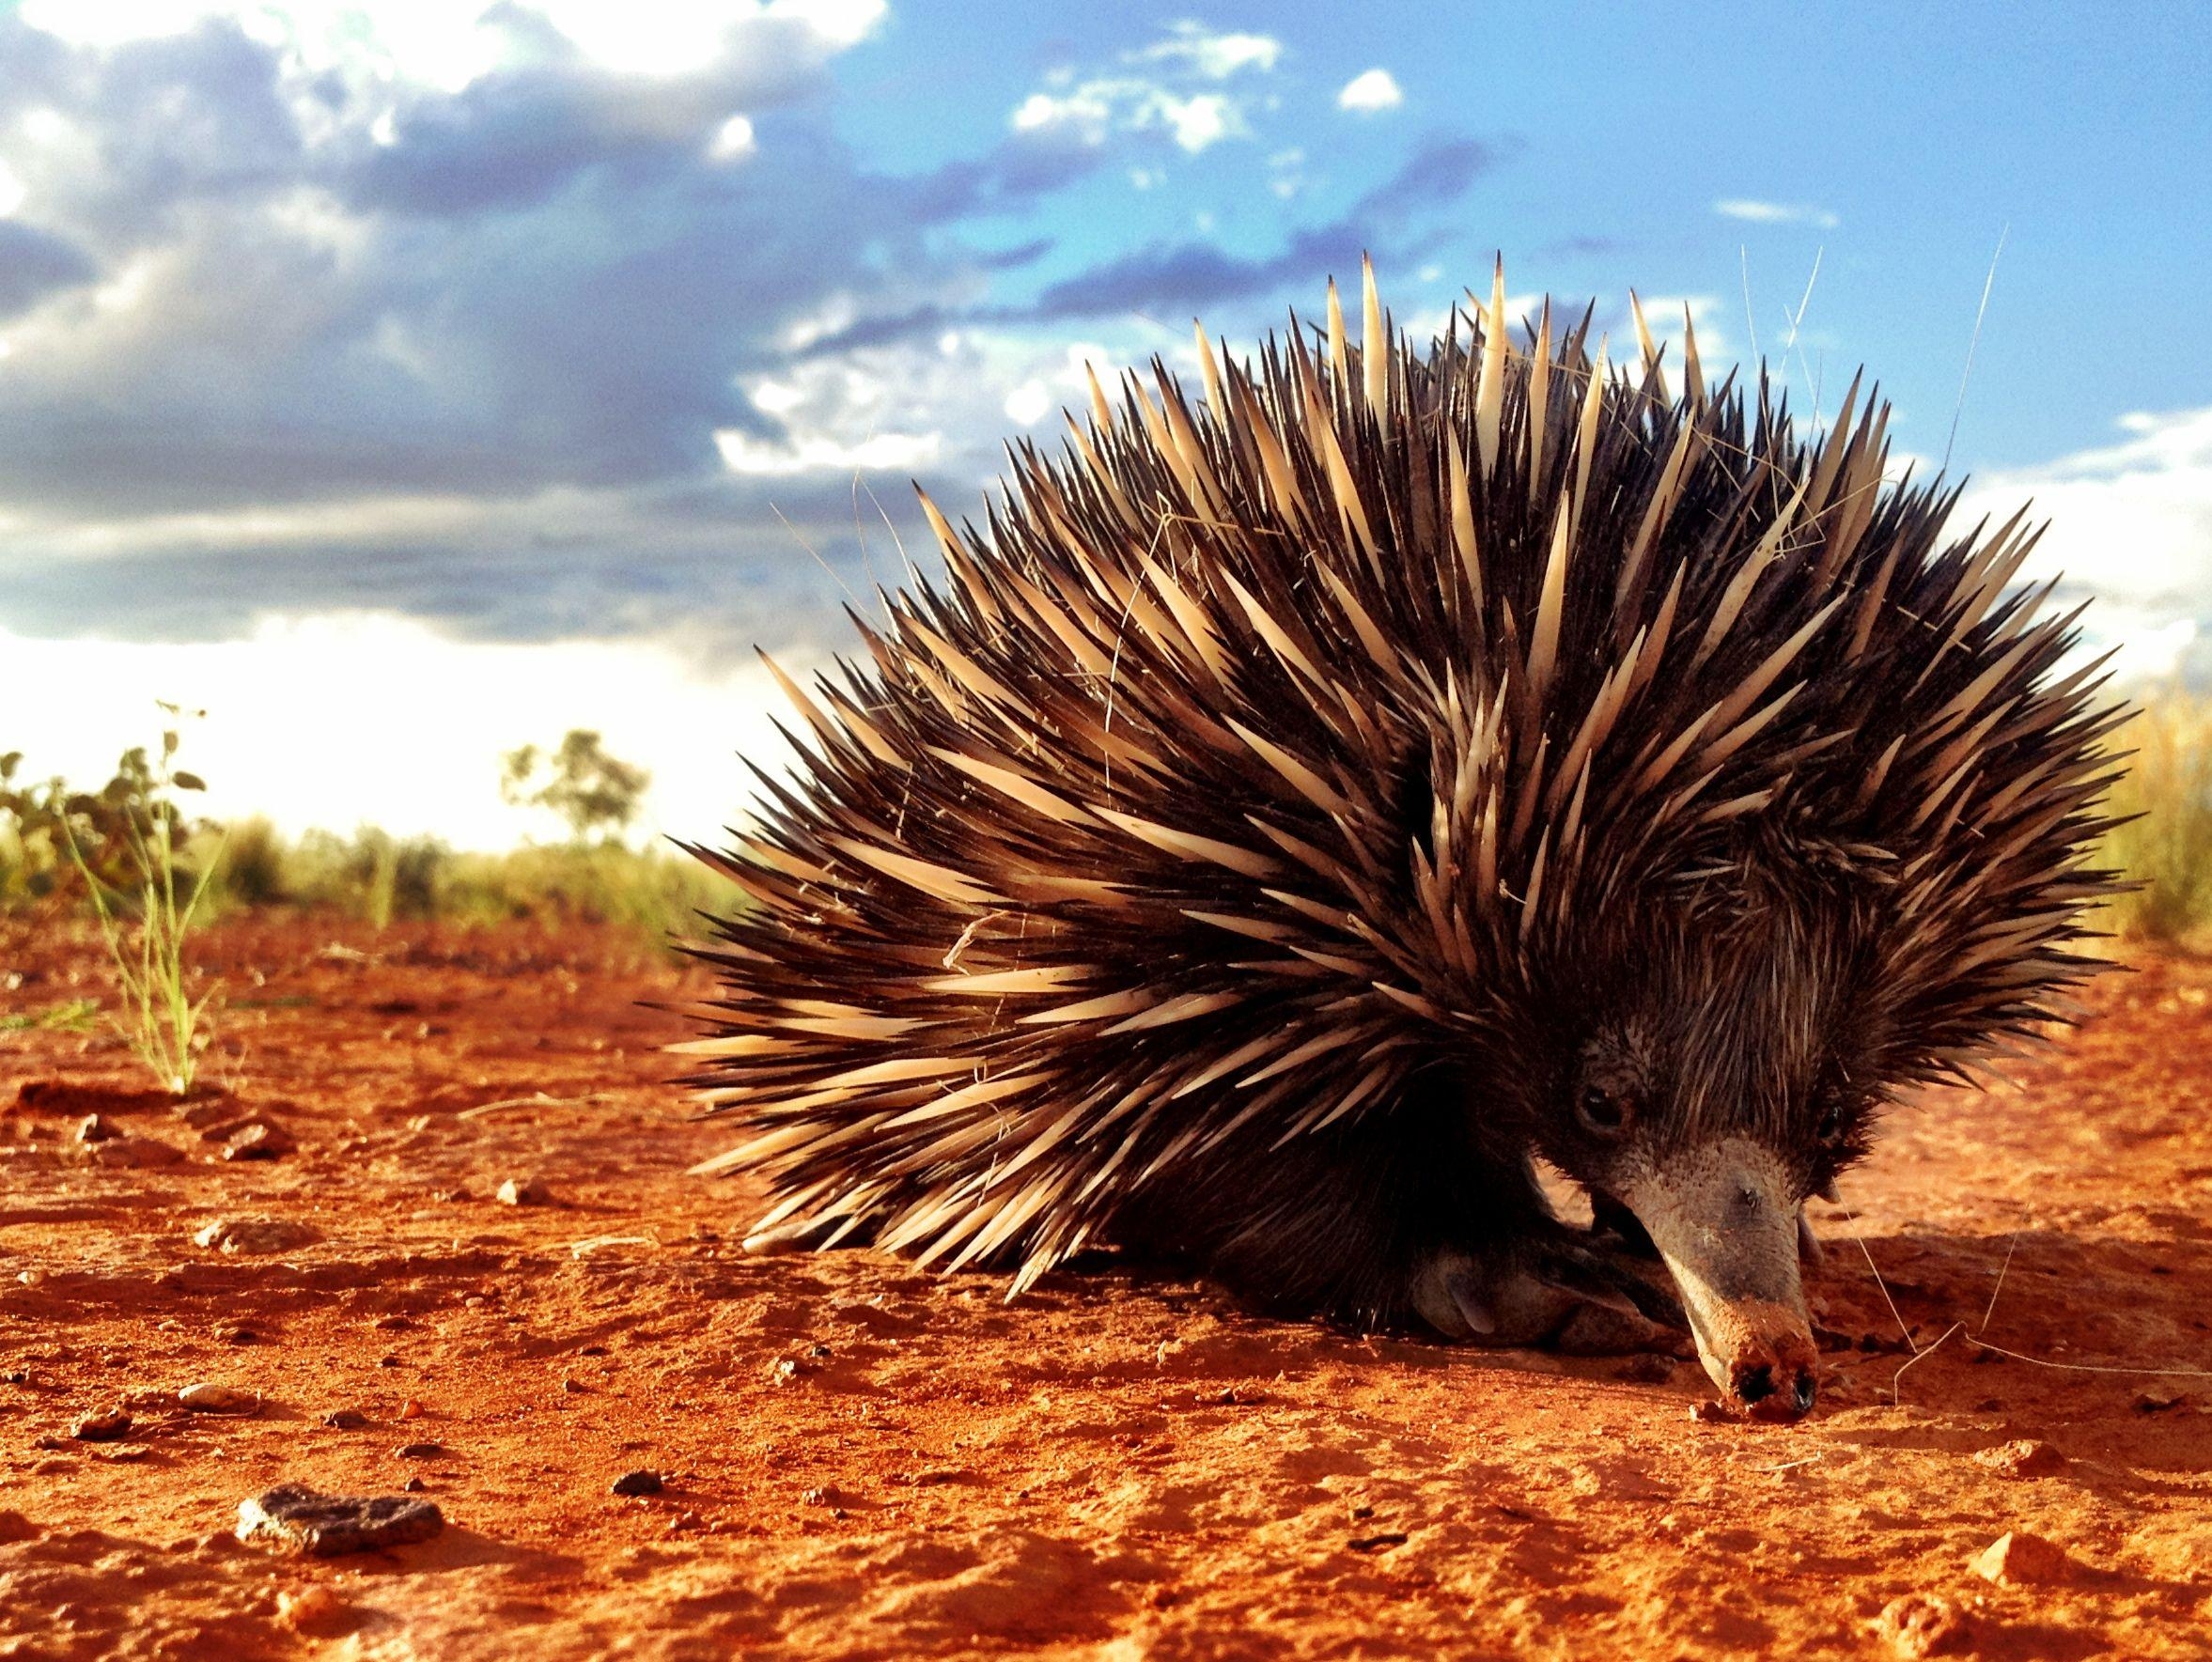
[679,258,2125,1418]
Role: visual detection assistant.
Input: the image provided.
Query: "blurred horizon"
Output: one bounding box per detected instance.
[1,1,2207,848]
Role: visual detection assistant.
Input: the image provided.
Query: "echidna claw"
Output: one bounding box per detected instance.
[1415,1236,1684,1356]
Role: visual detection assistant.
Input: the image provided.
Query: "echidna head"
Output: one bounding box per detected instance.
[1509,860,1883,1420]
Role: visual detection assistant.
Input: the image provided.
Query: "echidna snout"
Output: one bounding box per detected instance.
[1617,1141,1819,1422]
[1534,917,1857,1419]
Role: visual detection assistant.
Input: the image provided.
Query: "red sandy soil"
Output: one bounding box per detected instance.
[3,914,2210,1660]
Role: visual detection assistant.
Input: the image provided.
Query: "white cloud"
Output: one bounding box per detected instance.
[715,427,941,475]
[0,614,803,850]
[1957,405,2212,683]
[1013,79,1250,154]
[1336,69,1403,114]
[1714,199,1841,230]
[1131,23,1282,79]
[1003,380,1051,426]
[1008,23,1281,157]
[16,0,886,89]
[1163,93,1235,152]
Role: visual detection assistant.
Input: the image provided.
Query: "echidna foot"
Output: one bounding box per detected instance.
[1410,1235,1687,1357]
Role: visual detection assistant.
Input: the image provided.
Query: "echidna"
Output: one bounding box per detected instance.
[681,258,2124,1422]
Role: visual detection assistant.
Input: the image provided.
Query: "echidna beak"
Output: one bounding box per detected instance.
[1621,1139,1820,1424]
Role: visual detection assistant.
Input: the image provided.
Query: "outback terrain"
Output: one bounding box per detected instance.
[3,915,2210,1659]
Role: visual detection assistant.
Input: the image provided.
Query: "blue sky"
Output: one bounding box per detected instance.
[0,0,2207,843]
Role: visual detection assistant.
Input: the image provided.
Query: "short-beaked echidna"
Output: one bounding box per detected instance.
[681,259,2124,1421]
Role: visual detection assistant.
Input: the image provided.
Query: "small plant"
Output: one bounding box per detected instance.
[501,729,652,844]
[63,705,226,1095]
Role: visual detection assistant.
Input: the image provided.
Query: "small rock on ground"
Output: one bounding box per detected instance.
[193,1219,320,1255]
[236,1483,444,1557]
[1971,1530,2075,1586]
[179,1383,262,1415]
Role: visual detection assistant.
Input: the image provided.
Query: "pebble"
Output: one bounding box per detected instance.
[320,1409,371,1430]
[1877,1592,1971,1658]
[398,1399,425,1420]
[70,1408,132,1442]
[496,1176,553,1206]
[401,1476,427,1493]
[192,1219,319,1255]
[1971,1530,2074,1586]
[611,1469,662,1497]
[221,1122,297,1161]
[394,1441,445,1459]
[87,1135,185,1169]
[72,1114,116,1144]
[1972,1438,2066,1478]
[179,1382,262,1416]
[236,1483,444,1557]
[217,1325,258,1346]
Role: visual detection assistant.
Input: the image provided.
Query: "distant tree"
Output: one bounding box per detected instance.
[500,729,651,844]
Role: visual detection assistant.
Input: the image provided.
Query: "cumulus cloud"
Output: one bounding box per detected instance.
[1714,198,1841,230]
[1336,68,1403,114]
[1130,23,1282,79]
[0,2,1510,679]
[1957,405,2212,684]
[1006,21,1285,158]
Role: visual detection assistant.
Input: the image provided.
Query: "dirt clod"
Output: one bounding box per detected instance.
[70,1408,131,1442]
[277,1584,346,1632]
[611,1469,663,1497]
[86,1134,185,1168]
[1877,1592,1972,1657]
[192,1219,319,1255]
[1973,1437,2066,1478]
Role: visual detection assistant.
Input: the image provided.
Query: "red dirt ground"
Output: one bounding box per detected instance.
[3,915,2210,1659]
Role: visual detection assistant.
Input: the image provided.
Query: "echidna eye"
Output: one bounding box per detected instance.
[1577,1085,1632,1137]
[1816,1104,1845,1145]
